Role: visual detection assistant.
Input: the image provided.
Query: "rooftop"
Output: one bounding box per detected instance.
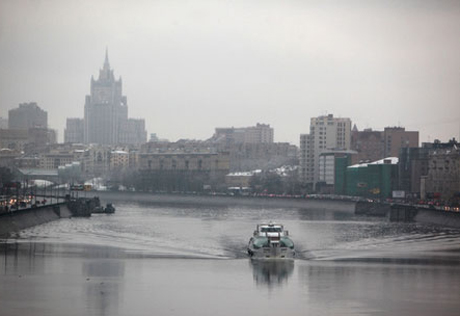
[348,157,399,168]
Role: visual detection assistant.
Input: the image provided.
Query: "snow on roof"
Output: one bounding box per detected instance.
[18,168,59,176]
[227,170,262,177]
[348,157,399,168]
[227,165,298,177]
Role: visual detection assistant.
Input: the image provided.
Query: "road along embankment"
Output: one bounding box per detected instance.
[0,204,72,237]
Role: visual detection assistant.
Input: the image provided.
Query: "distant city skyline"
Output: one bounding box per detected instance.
[1,0,459,144]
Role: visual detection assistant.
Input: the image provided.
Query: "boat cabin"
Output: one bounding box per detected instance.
[254,223,289,237]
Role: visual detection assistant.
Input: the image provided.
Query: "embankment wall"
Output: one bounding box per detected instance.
[0,204,71,237]
[357,200,460,228]
[415,209,460,228]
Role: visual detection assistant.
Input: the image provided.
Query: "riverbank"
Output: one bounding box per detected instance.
[0,203,72,237]
[2,192,460,237]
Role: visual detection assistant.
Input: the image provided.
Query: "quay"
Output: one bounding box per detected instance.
[0,195,108,237]
[356,199,460,227]
[2,191,460,237]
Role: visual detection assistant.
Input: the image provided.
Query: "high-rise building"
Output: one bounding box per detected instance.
[64,118,84,143]
[82,50,146,145]
[299,114,352,188]
[8,102,47,129]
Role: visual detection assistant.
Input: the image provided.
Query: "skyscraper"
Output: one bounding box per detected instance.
[82,50,146,145]
[84,50,128,145]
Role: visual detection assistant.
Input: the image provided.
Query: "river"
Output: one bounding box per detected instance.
[1,194,460,315]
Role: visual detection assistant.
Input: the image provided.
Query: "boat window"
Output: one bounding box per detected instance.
[260,227,282,233]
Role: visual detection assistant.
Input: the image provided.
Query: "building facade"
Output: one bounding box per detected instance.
[0,129,29,151]
[351,126,419,164]
[118,119,147,145]
[39,152,75,170]
[383,127,419,157]
[425,146,460,204]
[110,150,130,170]
[299,114,352,189]
[318,150,357,193]
[398,147,430,196]
[213,123,274,145]
[64,118,84,143]
[218,142,298,172]
[351,127,384,163]
[138,146,230,192]
[343,157,399,199]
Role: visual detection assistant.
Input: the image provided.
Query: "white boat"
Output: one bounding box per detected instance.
[247,222,295,259]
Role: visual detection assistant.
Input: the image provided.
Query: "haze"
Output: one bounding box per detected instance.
[1,0,459,144]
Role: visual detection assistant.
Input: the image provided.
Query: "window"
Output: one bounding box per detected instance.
[261,227,282,233]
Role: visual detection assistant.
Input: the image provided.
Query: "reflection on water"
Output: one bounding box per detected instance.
[83,260,124,316]
[298,261,460,316]
[250,259,294,287]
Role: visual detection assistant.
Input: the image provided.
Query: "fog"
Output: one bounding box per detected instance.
[1,0,459,144]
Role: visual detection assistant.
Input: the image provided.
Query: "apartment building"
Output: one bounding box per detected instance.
[300,114,352,189]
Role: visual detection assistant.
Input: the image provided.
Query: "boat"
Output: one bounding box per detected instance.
[91,203,115,214]
[104,203,115,214]
[247,222,295,259]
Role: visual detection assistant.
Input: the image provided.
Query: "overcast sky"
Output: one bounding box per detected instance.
[1,0,459,144]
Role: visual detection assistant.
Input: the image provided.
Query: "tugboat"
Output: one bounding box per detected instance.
[247,222,295,259]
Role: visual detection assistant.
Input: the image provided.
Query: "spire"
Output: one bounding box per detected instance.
[98,47,114,81]
[103,47,110,70]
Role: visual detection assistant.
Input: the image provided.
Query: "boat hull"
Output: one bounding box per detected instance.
[248,240,295,260]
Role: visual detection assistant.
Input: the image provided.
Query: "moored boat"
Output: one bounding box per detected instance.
[247,222,295,259]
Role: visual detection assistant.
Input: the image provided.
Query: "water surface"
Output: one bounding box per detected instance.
[1,198,460,315]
